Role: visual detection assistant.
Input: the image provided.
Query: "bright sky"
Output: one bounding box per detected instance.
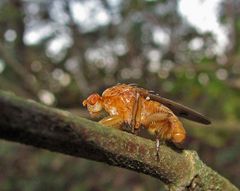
[23,0,228,54]
[178,0,227,54]
[70,0,111,32]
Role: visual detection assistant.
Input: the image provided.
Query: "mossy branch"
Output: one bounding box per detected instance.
[0,91,238,191]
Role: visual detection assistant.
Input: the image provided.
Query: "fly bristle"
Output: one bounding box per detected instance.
[128,83,138,87]
[148,90,155,93]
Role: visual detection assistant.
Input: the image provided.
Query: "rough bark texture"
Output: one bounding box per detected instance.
[0,90,238,191]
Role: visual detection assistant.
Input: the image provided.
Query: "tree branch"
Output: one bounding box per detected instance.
[0,90,238,191]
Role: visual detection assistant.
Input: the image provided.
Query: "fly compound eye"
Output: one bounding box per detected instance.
[88,93,101,105]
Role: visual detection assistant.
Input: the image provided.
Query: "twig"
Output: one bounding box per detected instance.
[0,90,238,191]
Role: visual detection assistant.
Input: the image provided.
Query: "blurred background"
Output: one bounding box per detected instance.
[0,0,240,190]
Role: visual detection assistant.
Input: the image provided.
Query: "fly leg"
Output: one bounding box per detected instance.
[99,115,124,129]
[155,129,161,161]
[144,112,170,160]
[130,92,141,134]
[154,123,171,161]
[145,112,170,123]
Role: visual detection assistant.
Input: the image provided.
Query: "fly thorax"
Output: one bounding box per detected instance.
[108,106,118,115]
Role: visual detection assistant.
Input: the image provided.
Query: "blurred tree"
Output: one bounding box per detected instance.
[0,0,226,111]
[0,0,240,190]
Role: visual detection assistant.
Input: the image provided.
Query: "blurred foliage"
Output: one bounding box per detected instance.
[0,0,240,190]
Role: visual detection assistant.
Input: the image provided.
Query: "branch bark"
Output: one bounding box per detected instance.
[0,90,238,191]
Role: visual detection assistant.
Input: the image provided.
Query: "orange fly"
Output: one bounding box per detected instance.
[82,84,211,153]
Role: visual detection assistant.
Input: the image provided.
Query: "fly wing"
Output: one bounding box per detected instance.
[149,94,211,124]
[128,84,211,124]
[136,87,211,125]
